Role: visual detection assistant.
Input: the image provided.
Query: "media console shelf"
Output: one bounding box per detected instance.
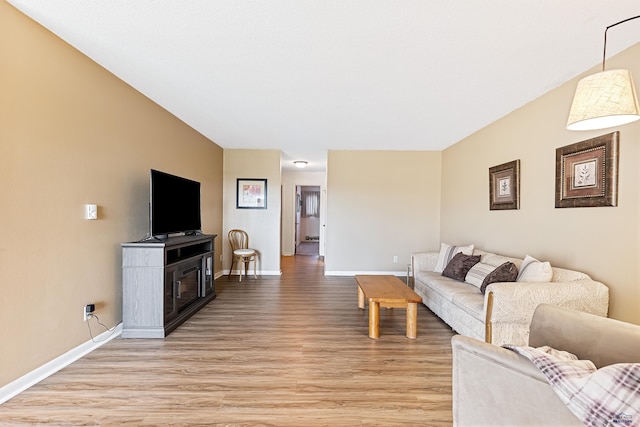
[121,234,216,338]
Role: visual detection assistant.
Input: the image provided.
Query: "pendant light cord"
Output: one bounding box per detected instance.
[602,15,640,72]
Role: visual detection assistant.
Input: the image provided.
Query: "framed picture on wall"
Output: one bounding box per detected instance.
[236,178,267,209]
[555,132,619,208]
[489,159,520,210]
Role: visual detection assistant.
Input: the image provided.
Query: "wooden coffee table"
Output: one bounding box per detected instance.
[356,275,423,339]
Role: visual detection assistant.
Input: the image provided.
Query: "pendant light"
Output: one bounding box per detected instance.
[566,16,640,131]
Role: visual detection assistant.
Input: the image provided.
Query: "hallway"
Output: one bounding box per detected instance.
[295,241,319,256]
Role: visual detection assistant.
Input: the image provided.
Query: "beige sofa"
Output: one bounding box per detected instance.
[452,304,640,426]
[411,248,609,346]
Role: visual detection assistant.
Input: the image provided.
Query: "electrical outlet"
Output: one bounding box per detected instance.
[83,303,95,321]
[393,256,398,263]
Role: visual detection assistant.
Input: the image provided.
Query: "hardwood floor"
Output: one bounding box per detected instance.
[1,255,456,426]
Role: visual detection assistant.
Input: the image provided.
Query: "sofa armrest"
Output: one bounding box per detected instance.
[529,304,640,368]
[483,279,609,345]
[486,280,609,324]
[411,252,438,273]
[452,335,581,426]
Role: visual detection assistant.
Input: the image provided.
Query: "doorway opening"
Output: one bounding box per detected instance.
[295,185,321,256]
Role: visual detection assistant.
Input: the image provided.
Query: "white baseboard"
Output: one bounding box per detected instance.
[222,270,282,276]
[0,323,122,405]
[260,270,283,276]
[324,270,408,277]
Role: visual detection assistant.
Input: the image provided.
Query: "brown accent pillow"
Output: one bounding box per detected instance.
[442,253,481,282]
[480,261,519,294]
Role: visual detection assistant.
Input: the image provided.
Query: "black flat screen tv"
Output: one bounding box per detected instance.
[150,169,201,237]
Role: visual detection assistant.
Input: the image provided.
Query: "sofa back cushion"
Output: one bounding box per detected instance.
[474,250,522,269]
[551,267,591,282]
[458,249,590,283]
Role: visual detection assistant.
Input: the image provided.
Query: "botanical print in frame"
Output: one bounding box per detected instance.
[236,178,267,209]
[489,160,520,210]
[555,132,619,208]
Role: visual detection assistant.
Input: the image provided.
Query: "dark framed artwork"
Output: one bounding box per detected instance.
[236,178,267,209]
[555,131,619,208]
[489,160,520,210]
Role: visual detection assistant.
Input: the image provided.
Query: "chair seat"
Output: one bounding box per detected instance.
[234,249,256,256]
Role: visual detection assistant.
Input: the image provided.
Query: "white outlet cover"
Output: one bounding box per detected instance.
[85,204,98,220]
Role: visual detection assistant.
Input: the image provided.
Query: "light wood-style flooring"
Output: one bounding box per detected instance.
[1,255,455,426]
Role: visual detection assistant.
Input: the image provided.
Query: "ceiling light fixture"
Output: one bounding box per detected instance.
[293,161,308,168]
[566,15,640,131]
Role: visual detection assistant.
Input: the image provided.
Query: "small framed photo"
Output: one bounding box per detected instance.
[489,160,520,210]
[236,178,267,209]
[555,132,619,208]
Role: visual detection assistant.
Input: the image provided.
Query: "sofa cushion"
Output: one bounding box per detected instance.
[480,261,519,294]
[420,271,479,302]
[442,253,481,281]
[517,255,553,282]
[451,292,485,321]
[465,262,496,288]
[434,243,475,273]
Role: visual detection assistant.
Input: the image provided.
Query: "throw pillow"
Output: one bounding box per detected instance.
[442,253,481,282]
[465,262,497,288]
[517,255,553,282]
[480,261,519,294]
[434,243,475,273]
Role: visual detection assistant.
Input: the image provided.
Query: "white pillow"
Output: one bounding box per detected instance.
[516,255,553,282]
[434,243,474,273]
[465,262,496,288]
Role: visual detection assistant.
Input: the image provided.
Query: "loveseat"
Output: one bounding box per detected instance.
[411,245,609,346]
[452,304,640,426]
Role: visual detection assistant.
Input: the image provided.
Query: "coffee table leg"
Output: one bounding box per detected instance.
[357,285,364,309]
[406,302,418,339]
[369,301,380,339]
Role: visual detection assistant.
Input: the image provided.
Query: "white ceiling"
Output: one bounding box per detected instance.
[7,1,640,172]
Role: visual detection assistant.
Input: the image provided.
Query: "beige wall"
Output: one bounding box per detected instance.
[0,3,223,386]
[441,43,640,324]
[326,150,442,274]
[222,149,282,275]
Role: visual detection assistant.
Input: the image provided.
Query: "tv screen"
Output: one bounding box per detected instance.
[150,169,201,237]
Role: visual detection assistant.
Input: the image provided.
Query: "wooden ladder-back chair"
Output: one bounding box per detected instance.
[228,229,257,282]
